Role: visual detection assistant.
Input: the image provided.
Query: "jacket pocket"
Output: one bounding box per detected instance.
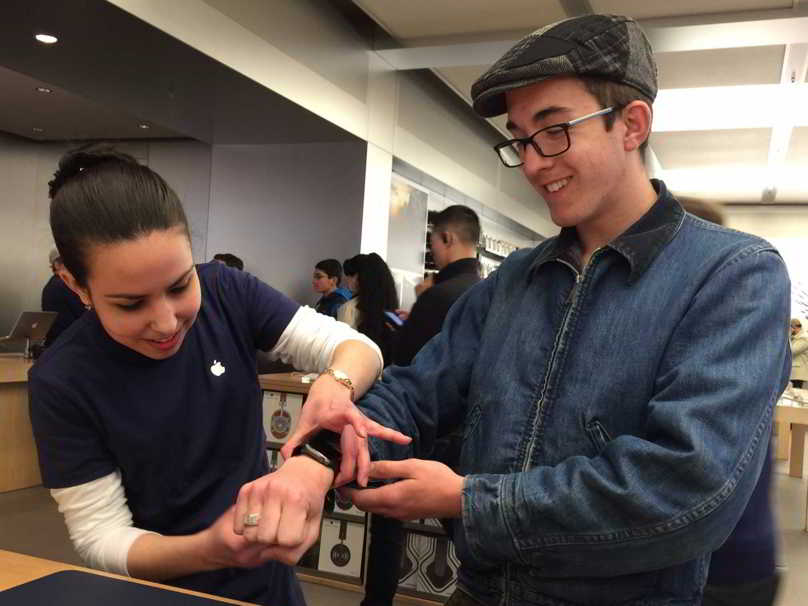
[585,418,612,455]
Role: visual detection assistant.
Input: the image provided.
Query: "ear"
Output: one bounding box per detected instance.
[441,231,452,246]
[59,269,92,308]
[620,100,652,153]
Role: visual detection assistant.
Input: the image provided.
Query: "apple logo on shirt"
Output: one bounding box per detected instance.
[210,360,226,377]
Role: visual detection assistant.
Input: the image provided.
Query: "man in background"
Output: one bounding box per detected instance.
[41,248,85,346]
[393,205,482,365]
[363,205,482,606]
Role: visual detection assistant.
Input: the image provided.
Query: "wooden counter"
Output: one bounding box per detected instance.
[0,549,256,604]
[775,398,808,478]
[258,372,312,396]
[0,355,40,493]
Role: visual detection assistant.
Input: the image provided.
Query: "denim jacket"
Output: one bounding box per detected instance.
[360,181,791,605]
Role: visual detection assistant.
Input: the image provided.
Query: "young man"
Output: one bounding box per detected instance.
[235,14,791,606]
[312,258,351,319]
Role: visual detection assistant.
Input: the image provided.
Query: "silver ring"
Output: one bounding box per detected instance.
[243,512,261,527]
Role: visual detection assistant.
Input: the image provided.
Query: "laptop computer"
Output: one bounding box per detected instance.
[0,311,58,342]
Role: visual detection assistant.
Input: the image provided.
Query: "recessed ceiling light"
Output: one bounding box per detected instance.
[138,123,151,129]
[35,86,53,94]
[32,127,44,133]
[35,34,58,44]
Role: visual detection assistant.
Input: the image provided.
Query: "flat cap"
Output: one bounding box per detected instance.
[472,14,657,117]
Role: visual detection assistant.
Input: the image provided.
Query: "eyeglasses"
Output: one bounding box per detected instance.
[494,107,616,168]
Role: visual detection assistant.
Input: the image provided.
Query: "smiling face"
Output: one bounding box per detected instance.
[505,76,633,233]
[67,227,201,360]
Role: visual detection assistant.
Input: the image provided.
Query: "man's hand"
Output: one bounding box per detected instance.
[280,375,411,482]
[343,459,464,520]
[414,275,434,298]
[232,456,333,565]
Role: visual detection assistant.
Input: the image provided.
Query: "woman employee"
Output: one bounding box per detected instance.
[28,146,397,605]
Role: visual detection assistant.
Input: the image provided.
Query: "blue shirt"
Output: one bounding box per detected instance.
[29,262,304,606]
[360,181,791,606]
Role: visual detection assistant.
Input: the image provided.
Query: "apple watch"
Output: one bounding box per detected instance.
[292,430,342,472]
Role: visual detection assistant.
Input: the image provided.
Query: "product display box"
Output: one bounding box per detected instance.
[317,518,366,579]
[262,390,303,445]
[266,447,285,473]
[331,489,365,519]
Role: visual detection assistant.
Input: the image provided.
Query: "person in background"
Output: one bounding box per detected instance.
[790,318,808,390]
[212,253,244,271]
[29,145,401,606]
[338,253,399,366]
[679,195,781,606]
[237,14,791,606]
[363,205,482,606]
[41,248,86,346]
[312,258,351,319]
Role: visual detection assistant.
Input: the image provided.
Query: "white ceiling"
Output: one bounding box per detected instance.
[354,0,808,203]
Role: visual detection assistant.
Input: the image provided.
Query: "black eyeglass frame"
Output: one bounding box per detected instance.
[493,106,617,168]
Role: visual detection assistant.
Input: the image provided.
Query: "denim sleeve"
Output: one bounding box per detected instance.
[463,247,792,576]
[358,273,497,462]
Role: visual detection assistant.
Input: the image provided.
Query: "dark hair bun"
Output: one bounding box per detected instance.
[48,144,138,199]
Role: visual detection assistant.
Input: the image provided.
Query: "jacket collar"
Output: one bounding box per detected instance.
[436,257,481,285]
[531,179,684,284]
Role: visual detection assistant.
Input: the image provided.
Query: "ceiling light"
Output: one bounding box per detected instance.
[35,86,52,94]
[34,34,58,44]
[138,123,151,129]
[32,127,44,133]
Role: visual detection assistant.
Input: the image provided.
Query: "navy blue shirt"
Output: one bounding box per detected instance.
[29,262,304,606]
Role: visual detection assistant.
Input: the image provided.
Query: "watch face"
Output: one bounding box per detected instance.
[330,543,351,567]
[270,409,291,439]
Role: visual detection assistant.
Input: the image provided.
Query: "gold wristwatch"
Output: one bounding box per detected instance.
[322,368,355,401]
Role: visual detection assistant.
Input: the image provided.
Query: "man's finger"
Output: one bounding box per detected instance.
[356,436,371,487]
[344,483,401,512]
[369,459,416,480]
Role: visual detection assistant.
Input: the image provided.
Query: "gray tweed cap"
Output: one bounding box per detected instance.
[471,14,657,117]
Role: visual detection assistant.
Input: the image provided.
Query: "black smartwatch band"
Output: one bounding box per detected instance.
[292,431,342,471]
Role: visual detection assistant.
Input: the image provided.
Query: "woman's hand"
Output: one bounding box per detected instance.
[232,456,334,565]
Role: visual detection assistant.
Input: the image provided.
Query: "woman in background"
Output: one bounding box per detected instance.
[338,253,399,366]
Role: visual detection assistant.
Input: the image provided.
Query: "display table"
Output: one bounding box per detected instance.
[775,398,808,478]
[0,355,39,493]
[0,549,256,604]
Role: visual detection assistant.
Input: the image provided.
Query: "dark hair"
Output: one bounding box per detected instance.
[343,255,360,277]
[431,205,481,246]
[343,253,399,363]
[315,258,342,282]
[579,76,653,156]
[49,144,190,287]
[213,252,244,270]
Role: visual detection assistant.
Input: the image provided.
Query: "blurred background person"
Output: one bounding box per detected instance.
[41,248,86,347]
[338,253,398,366]
[679,195,780,606]
[312,258,351,319]
[790,318,808,389]
[212,252,244,270]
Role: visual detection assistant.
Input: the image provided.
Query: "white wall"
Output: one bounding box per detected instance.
[107,0,556,238]
[207,142,367,304]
